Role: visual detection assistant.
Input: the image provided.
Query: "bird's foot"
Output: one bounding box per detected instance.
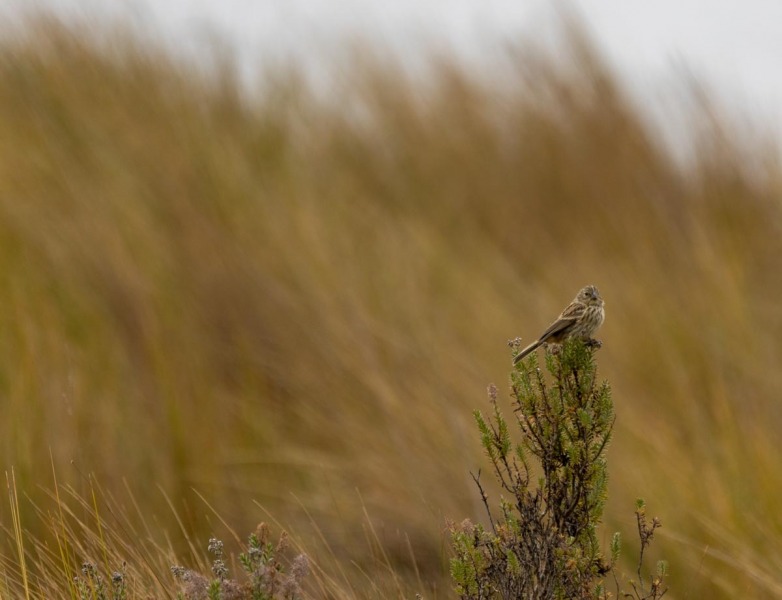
[585,337,603,349]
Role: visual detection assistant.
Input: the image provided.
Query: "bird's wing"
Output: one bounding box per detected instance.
[538,302,585,341]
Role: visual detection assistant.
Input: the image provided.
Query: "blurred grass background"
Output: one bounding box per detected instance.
[1,15,782,598]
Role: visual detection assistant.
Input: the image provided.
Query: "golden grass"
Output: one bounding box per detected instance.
[0,15,781,598]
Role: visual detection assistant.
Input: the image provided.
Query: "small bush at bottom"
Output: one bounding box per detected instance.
[171,523,309,600]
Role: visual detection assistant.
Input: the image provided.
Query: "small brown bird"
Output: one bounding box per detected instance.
[513,285,605,364]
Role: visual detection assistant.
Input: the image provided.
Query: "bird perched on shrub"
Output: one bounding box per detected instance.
[513,285,605,364]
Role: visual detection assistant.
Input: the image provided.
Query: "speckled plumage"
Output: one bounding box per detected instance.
[513,285,605,364]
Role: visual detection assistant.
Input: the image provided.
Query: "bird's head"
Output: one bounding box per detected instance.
[577,285,603,306]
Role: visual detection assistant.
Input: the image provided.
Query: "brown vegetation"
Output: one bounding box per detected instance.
[1,16,781,598]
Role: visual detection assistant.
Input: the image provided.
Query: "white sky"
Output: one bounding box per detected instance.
[3,0,782,140]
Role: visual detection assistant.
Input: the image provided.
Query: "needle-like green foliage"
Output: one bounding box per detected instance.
[450,340,667,599]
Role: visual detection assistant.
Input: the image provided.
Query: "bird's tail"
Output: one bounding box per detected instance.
[513,340,541,364]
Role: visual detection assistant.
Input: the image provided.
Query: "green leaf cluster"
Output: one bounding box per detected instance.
[450,339,615,599]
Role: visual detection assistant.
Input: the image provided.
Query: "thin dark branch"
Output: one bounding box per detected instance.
[470,470,496,534]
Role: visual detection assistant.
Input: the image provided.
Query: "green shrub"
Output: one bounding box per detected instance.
[449,339,667,599]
